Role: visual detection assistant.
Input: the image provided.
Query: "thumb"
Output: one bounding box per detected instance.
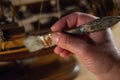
[52,32,91,55]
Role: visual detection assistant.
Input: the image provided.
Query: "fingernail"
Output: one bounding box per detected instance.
[51,25,56,31]
[51,26,54,31]
[60,53,66,58]
[52,32,61,43]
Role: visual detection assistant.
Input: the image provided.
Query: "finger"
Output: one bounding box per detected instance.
[89,28,113,44]
[51,12,98,32]
[54,46,63,54]
[52,32,91,55]
[59,50,72,58]
[54,46,73,57]
[51,13,78,31]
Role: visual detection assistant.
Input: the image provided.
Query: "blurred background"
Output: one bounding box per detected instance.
[0,0,120,80]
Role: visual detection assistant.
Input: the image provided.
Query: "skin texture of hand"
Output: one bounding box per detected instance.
[51,12,120,80]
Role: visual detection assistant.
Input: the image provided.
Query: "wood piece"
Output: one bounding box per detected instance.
[0,55,79,80]
[12,0,49,6]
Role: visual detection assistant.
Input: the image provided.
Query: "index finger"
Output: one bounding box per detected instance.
[51,12,98,32]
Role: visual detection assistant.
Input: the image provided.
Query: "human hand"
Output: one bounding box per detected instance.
[51,12,120,80]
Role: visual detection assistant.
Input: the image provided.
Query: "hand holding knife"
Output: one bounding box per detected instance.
[24,16,120,52]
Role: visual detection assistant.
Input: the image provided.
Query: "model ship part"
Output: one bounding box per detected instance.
[0,0,26,54]
[12,0,80,27]
[37,33,54,48]
[24,33,54,52]
[0,33,27,54]
[113,0,120,14]
[24,16,120,52]
[17,13,61,26]
[12,0,48,6]
[78,0,119,17]
[0,29,5,50]
[0,23,25,53]
[24,36,45,52]
[0,0,16,24]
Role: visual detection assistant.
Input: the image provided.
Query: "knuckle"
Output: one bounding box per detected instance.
[72,12,81,15]
[58,34,71,48]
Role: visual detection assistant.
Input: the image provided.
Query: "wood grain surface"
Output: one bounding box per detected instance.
[0,53,80,80]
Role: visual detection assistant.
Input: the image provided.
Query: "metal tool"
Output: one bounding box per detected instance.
[24,16,120,52]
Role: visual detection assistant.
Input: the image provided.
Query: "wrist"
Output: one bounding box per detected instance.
[98,62,120,80]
